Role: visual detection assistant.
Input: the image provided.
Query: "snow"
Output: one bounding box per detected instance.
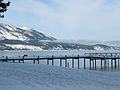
[6,44,43,50]
[5,24,17,31]
[0,30,27,41]
[94,46,104,50]
[0,63,120,90]
[0,24,28,41]
[20,27,31,31]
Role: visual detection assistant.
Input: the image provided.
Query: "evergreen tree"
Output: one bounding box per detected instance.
[0,0,10,18]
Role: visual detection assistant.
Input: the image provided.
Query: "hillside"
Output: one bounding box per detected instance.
[0,23,119,50]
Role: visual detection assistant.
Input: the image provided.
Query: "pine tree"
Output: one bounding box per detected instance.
[0,0,10,18]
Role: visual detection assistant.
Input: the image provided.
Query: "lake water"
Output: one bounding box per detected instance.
[1,50,120,71]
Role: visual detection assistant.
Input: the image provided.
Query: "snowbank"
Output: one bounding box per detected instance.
[0,63,120,90]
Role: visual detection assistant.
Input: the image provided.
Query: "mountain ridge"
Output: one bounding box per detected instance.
[0,23,119,50]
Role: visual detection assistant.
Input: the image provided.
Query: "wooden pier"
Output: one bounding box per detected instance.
[1,52,120,70]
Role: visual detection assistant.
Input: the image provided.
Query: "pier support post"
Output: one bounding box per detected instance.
[60,59,62,67]
[22,57,24,63]
[22,59,24,63]
[78,58,80,69]
[37,56,39,64]
[37,60,39,64]
[111,59,113,69]
[52,55,54,66]
[6,56,8,62]
[115,59,117,68]
[72,58,74,68]
[92,59,94,69]
[47,59,49,65]
[77,55,80,69]
[101,59,103,70]
[107,60,109,70]
[118,59,119,68]
[67,63,69,68]
[65,59,67,67]
[90,59,92,70]
[95,58,96,70]
[104,59,107,69]
[33,60,35,64]
[65,55,67,67]
[19,60,21,63]
[52,59,54,66]
[84,58,86,69]
[5,56,8,62]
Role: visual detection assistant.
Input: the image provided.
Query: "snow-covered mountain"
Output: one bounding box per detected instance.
[0,23,119,50]
[0,23,57,50]
[0,23,56,41]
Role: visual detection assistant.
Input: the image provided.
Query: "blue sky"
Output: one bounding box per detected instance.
[1,0,120,41]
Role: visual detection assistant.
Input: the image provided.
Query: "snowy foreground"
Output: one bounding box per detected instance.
[0,63,120,90]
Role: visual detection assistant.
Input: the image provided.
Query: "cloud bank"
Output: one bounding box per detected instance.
[2,0,120,41]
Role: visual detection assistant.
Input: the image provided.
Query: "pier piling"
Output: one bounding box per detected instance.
[72,58,74,68]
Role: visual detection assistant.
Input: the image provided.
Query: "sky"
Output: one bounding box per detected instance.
[1,0,120,41]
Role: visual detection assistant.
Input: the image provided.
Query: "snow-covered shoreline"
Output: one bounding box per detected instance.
[0,63,120,90]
